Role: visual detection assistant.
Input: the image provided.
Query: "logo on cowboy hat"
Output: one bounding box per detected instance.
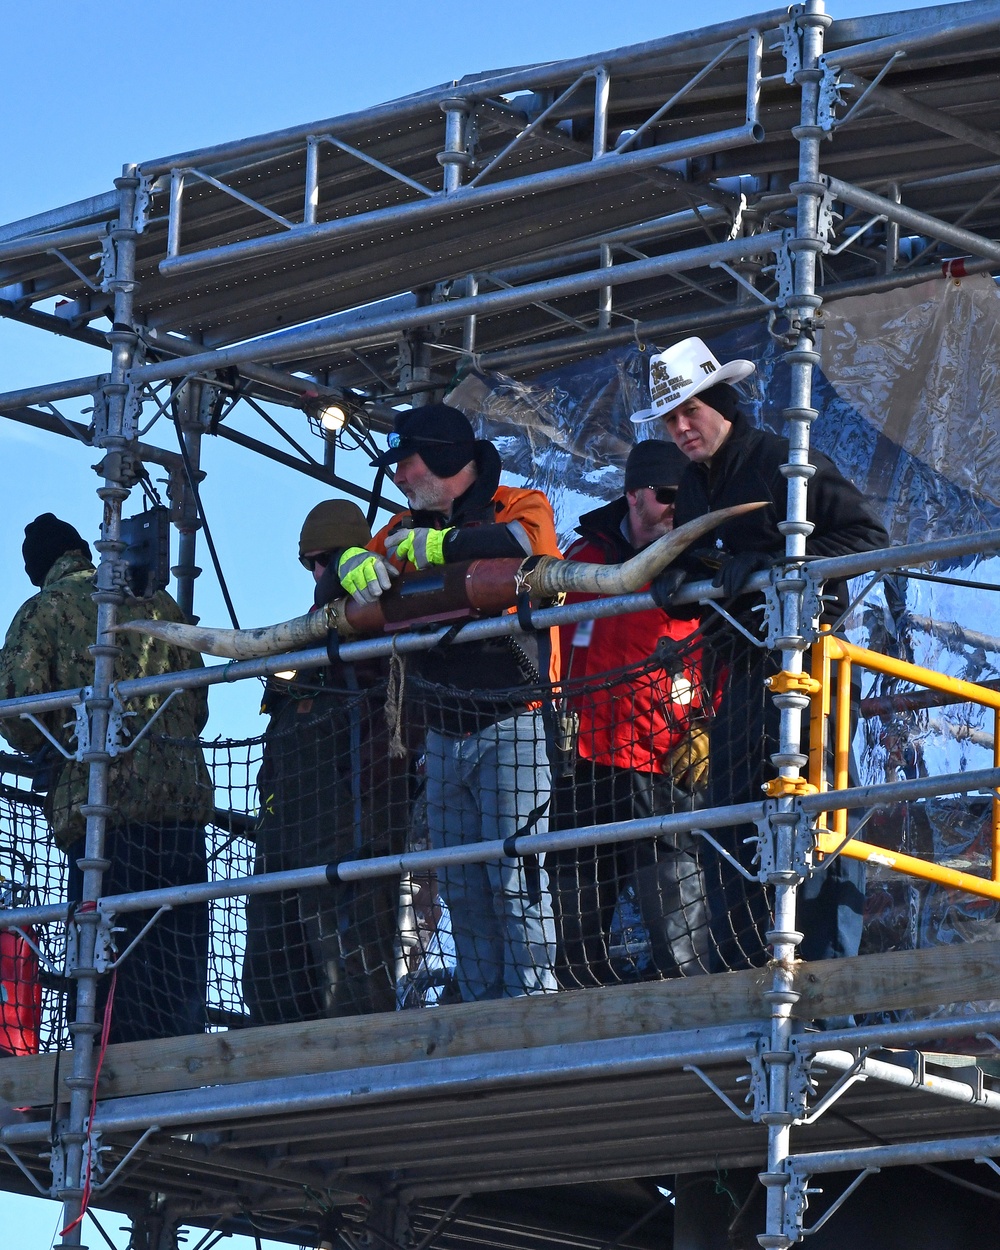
[631,336,755,424]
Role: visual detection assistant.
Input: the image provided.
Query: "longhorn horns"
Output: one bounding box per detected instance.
[118,502,766,660]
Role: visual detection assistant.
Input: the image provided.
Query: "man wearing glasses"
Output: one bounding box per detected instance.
[549,440,712,987]
[321,404,562,1002]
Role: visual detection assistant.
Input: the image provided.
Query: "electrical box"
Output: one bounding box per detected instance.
[120,506,171,599]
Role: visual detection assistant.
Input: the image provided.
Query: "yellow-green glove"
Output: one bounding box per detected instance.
[337,547,398,605]
[385,526,451,569]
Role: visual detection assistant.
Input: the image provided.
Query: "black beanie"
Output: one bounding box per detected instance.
[22,514,92,587]
[623,439,688,492]
[696,382,741,423]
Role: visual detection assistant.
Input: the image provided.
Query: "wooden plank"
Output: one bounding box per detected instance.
[793,937,1000,1020]
[1,967,768,1109]
[3,940,999,1110]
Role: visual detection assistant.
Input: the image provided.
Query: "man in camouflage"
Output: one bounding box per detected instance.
[0,514,214,1043]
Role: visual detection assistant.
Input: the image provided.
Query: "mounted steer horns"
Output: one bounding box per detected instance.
[119,502,766,661]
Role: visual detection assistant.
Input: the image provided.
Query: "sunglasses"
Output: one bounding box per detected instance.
[387,431,464,449]
[647,486,678,505]
[299,551,334,572]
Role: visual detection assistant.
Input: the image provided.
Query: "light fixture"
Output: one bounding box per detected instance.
[317,402,348,432]
[304,390,351,435]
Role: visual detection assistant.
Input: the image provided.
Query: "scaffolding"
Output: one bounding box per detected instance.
[3,2,1000,1247]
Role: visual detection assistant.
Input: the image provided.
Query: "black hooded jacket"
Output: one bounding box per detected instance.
[672,410,888,618]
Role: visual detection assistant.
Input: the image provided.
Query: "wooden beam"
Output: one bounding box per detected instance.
[3,941,998,1110]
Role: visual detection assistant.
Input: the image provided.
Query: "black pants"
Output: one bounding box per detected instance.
[550,760,709,986]
[242,700,405,1022]
[704,647,866,971]
[242,842,399,1022]
[67,823,209,1045]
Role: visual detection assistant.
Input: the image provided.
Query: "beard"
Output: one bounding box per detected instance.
[633,491,675,539]
[401,479,452,512]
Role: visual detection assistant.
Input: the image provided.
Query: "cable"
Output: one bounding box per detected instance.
[240,393,322,467]
[173,421,241,629]
[59,969,117,1239]
[901,568,1000,593]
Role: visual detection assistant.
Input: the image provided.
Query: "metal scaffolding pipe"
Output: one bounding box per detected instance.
[51,169,141,1248]
[788,1131,1000,1176]
[797,527,1000,583]
[136,9,786,177]
[823,174,1000,263]
[4,763,999,931]
[156,123,765,280]
[0,1024,762,1144]
[132,230,785,383]
[0,375,105,411]
[906,162,1000,191]
[817,1049,1000,1112]
[0,797,766,928]
[0,223,109,264]
[142,327,349,404]
[761,5,835,1241]
[821,2,1000,69]
[0,192,119,245]
[794,1008,1000,1055]
[480,255,999,373]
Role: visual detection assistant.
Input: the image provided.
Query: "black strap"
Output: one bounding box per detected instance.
[366,467,386,528]
[515,591,536,633]
[326,629,341,667]
[502,797,550,856]
[437,622,465,648]
[515,553,544,632]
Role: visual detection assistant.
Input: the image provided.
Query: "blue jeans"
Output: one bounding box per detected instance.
[425,711,557,1000]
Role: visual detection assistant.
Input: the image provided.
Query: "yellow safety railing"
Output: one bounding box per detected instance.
[805,632,1000,901]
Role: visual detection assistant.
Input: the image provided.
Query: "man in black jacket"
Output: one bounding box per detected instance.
[243,500,403,1020]
[632,337,889,970]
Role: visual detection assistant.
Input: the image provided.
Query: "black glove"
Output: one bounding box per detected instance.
[313,555,344,607]
[712,551,775,599]
[650,567,695,615]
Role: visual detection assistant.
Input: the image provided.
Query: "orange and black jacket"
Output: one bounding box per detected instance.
[370,441,562,731]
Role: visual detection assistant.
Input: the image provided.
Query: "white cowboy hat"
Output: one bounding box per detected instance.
[630,336,755,424]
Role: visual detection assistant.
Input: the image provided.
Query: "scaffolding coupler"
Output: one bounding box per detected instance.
[765,670,822,696]
[762,776,819,798]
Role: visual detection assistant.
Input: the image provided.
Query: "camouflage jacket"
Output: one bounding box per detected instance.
[0,551,214,847]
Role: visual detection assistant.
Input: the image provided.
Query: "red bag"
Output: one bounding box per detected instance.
[0,924,42,1057]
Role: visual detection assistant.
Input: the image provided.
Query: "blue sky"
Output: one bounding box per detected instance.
[0,2,948,1246]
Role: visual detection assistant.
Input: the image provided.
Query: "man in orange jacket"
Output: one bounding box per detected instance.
[321,404,561,1001]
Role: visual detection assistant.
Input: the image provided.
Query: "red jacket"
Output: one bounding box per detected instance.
[560,497,707,774]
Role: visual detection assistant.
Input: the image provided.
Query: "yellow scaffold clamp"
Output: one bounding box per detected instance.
[761,776,819,798]
[764,670,822,695]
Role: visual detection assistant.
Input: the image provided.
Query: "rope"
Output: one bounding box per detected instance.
[384,640,408,759]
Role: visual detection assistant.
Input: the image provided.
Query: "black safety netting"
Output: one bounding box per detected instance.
[1,608,999,1055]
